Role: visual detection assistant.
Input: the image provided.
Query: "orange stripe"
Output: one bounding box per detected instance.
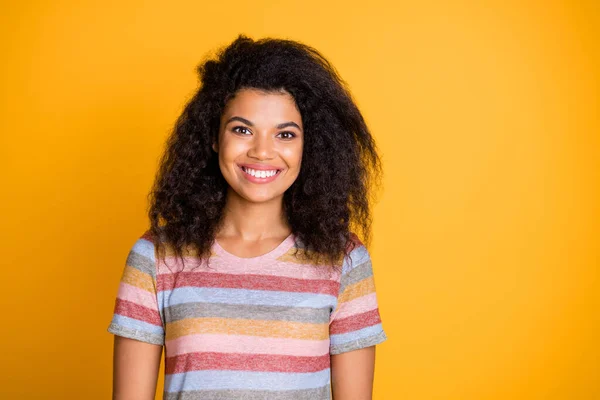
[337,276,375,304]
[165,318,329,341]
[121,265,155,293]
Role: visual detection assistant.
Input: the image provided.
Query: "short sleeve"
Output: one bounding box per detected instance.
[329,238,387,355]
[107,233,165,345]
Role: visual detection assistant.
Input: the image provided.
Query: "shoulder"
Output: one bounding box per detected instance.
[342,232,371,274]
[132,230,156,258]
[124,230,157,276]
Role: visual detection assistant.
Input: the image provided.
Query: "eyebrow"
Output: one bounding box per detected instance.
[225,116,301,130]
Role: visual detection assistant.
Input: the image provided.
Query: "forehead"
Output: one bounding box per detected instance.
[221,88,302,127]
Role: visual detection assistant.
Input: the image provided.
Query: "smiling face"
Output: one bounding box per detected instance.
[214,88,304,204]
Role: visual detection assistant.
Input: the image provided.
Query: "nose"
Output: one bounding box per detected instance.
[248,132,276,160]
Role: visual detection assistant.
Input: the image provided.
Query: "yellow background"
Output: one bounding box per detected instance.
[1,0,598,398]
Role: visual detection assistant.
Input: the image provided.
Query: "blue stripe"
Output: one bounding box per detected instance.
[165,369,330,392]
[329,323,383,346]
[111,314,164,335]
[131,238,155,261]
[343,245,369,273]
[158,287,335,308]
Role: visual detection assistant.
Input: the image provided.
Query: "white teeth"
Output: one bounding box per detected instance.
[242,167,279,178]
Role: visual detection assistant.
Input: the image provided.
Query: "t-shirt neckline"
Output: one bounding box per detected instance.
[212,232,296,263]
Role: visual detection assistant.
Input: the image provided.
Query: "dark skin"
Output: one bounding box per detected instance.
[211,88,303,255]
[112,337,162,400]
[331,347,377,399]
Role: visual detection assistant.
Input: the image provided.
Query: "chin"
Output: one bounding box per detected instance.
[225,184,281,203]
[242,191,284,204]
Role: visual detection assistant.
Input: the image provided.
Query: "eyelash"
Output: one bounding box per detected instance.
[232,126,296,139]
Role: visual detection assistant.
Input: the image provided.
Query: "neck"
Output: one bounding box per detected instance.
[218,187,290,240]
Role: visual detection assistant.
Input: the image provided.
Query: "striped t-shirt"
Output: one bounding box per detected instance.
[107,230,387,399]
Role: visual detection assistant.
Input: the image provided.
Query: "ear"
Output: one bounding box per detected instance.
[212,141,218,153]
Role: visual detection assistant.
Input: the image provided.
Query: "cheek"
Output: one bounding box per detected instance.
[219,137,244,163]
[282,143,303,168]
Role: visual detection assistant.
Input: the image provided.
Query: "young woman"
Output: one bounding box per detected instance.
[108,34,387,400]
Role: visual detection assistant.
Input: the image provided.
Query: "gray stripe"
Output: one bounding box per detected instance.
[126,251,155,278]
[164,302,331,324]
[107,323,164,346]
[330,330,387,355]
[164,384,330,400]
[339,261,373,293]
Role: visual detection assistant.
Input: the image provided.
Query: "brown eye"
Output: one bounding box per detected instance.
[277,131,296,139]
[232,126,251,135]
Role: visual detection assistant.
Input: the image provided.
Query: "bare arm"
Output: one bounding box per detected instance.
[330,346,376,400]
[112,335,163,400]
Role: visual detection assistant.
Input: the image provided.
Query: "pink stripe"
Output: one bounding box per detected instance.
[166,334,330,357]
[117,282,158,310]
[157,257,342,281]
[332,292,378,320]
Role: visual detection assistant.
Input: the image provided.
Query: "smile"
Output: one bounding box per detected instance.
[239,165,283,183]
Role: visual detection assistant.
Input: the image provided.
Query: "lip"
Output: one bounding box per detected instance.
[237,164,283,184]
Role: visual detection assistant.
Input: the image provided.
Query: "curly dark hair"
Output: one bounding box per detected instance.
[147,34,382,268]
